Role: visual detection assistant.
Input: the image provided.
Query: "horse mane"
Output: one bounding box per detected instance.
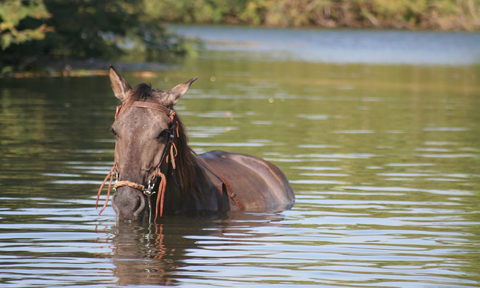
[123,83,207,204]
[124,83,162,107]
[173,114,207,203]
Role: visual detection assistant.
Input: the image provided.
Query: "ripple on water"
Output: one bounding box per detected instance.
[295,153,378,159]
[332,130,375,134]
[385,163,435,167]
[339,186,472,195]
[296,114,330,120]
[414,153,477,158]
[292,166,342,171]
[297,144,339,148]
[187,126,238,138]
[423,127,468,131]
[300,173,350,177]
[196,111,242,118]
[424,141,458,145]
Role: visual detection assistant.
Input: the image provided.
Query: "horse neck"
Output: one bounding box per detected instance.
[160,168,181,213]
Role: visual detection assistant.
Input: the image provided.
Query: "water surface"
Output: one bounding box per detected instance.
[170,24,480,65]
[1,26,480,287]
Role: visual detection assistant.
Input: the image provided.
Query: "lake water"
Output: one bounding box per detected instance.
[1,25,480,287]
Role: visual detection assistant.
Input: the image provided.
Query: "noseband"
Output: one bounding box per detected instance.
[96,101,178,221]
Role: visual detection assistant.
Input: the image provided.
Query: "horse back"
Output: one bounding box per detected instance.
[199,150,295,211]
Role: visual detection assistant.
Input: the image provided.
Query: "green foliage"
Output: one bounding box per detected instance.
[1,0,199,71]
[144,0,480,30]
[40,0,142,58]
[0,0,53,50]
[144,0,248,24]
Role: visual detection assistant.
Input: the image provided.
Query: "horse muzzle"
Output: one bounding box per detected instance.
[112,186,147,221]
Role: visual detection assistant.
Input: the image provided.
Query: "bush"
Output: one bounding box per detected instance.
[144,0,480,30]
[0,0,53,50]
[1,0,198,71]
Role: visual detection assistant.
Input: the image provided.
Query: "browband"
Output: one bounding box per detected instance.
[129,101,173,116]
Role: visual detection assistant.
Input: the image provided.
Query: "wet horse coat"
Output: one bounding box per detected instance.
[98,66,295,221]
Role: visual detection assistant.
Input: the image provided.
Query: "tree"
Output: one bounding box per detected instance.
[1,0,198,71]
[0,0,53,50]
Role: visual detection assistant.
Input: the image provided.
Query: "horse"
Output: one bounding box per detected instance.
[97,66,295,222]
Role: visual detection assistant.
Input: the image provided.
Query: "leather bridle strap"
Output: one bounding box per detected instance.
[114,180,145,191]
[129,101,173,116]
[190,148,245,211]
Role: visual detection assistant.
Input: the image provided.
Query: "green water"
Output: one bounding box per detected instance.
[1,28,480,287]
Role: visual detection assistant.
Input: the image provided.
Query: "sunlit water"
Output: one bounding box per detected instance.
[1,25,480,287]
[170,24,480,66]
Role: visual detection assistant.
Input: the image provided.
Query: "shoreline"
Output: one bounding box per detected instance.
[0,58,172,79]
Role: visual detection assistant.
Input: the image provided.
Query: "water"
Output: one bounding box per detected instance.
[170,24,480,65]
[1,25,480,287]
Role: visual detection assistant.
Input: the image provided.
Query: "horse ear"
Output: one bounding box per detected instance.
[164,77,197,107]
[109,66,132,102]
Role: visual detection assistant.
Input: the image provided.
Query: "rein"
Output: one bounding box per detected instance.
[96,101,244,221]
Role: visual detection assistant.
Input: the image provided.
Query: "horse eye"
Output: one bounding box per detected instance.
[110,127,118,138]
[157,129,169,140]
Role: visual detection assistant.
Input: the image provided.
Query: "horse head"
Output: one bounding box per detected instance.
[107,66,197,221]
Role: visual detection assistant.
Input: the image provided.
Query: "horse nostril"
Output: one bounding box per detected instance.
[132,196,141,211]
[133,195,146,219]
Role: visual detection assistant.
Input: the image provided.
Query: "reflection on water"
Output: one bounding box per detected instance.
[111,222,188,286]
[111,212,289,286]
[1,26,480,287]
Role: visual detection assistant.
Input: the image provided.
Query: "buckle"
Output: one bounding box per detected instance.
[144,178,156,195]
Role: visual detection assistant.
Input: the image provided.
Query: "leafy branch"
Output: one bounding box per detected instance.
[0,0,54,50]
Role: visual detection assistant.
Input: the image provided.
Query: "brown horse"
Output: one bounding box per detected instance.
[97,66,294,221]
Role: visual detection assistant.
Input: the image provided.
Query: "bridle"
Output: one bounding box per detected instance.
[96,101,179,222]
[96,100,245,222]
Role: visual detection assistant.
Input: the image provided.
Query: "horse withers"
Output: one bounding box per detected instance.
[97,66,295,221]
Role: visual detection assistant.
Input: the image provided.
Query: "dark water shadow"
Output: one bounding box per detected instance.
[111,210,289,286]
